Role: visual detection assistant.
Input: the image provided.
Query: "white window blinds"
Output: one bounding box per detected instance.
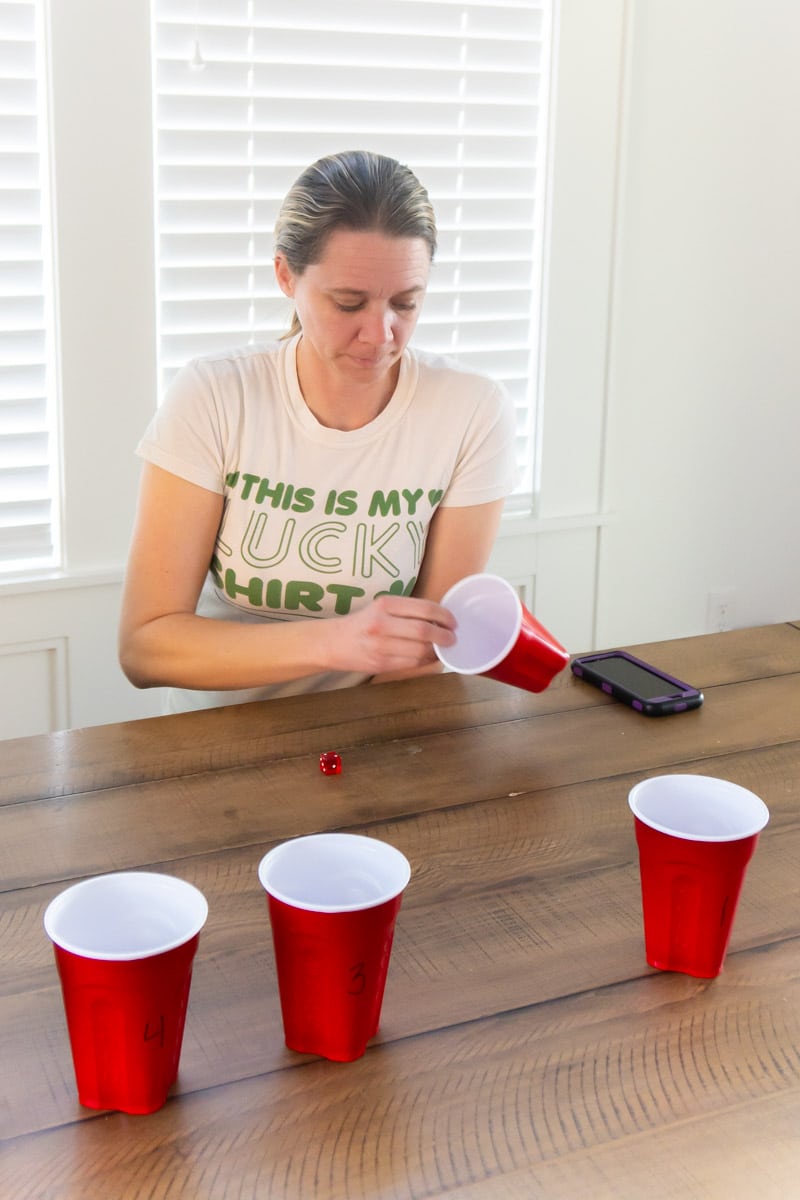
[0,0,57,573]
[152,1,552,505]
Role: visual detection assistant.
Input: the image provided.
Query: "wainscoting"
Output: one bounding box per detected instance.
[0,519,600,741]
[0,573,161,740]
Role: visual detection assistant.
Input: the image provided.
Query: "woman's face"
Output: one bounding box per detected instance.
[275,228,431,387]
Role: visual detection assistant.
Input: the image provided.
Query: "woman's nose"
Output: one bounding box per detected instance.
[358,308,394,344]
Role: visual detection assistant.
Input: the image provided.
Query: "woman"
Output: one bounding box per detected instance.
[119,150,517,711]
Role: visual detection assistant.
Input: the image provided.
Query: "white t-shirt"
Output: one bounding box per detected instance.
[136,335,517,711]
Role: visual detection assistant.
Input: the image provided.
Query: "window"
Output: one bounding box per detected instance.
[0,0,58,574]
[151,0,553,510]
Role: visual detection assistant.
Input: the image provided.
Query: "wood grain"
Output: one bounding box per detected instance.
[2,942,799,1199]
[2,622,799,807]
[1,623,799,1198]
[3,667,800,893]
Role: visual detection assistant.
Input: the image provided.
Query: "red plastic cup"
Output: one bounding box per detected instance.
[434,573,569,693]
[43,871,208,1114]
[629,774,769,978]
[258,833,411,1062]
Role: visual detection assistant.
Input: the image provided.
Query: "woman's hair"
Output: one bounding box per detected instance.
[274,150,437,337]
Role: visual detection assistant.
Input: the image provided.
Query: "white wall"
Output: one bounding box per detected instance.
[1,0,798,739]
[0,0,162,737]
[595,0,800,645]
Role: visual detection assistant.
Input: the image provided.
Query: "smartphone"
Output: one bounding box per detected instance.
[570,650,703,716]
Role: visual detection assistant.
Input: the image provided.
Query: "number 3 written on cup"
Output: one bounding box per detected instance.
[347,962,366,995]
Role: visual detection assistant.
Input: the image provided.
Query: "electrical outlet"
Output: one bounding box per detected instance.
[707,590,736,633]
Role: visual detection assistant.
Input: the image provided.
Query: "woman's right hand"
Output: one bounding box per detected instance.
[324,593,457,677]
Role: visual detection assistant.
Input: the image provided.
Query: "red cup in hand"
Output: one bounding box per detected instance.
[435,573,569,693]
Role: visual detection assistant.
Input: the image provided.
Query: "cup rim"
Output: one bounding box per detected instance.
[435,572,522,674]
[43,871,209,961]
[628,773,770,842]
[258,832,411,912]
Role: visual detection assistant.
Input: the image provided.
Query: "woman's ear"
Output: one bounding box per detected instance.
[274,253,295,298]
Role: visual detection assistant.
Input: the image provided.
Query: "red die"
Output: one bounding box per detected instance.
[319,751,342,775]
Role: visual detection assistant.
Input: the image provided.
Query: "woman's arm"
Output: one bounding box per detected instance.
[413,498,505,602]
[119,464,456,691]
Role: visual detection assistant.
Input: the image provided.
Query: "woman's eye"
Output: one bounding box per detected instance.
[333,299,416,314]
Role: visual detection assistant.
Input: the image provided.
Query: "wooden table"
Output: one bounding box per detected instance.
[2,623,800,1199]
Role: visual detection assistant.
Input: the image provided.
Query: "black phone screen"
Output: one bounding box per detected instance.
[588,655,684,698]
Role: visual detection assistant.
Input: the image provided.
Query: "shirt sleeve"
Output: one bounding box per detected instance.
[440,379,518,508]
[136,359,228,494]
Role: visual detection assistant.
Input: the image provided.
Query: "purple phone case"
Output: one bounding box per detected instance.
[571,651,703,715]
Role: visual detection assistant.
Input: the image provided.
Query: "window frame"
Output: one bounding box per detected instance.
[0,0,61,575]
[1,0,626,703]
[150,0,555,515]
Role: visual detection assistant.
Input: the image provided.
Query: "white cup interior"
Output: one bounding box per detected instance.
[628,774,770,842]
[435,573,522,674]
[258,833,411,912]
[43,871,209,960]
